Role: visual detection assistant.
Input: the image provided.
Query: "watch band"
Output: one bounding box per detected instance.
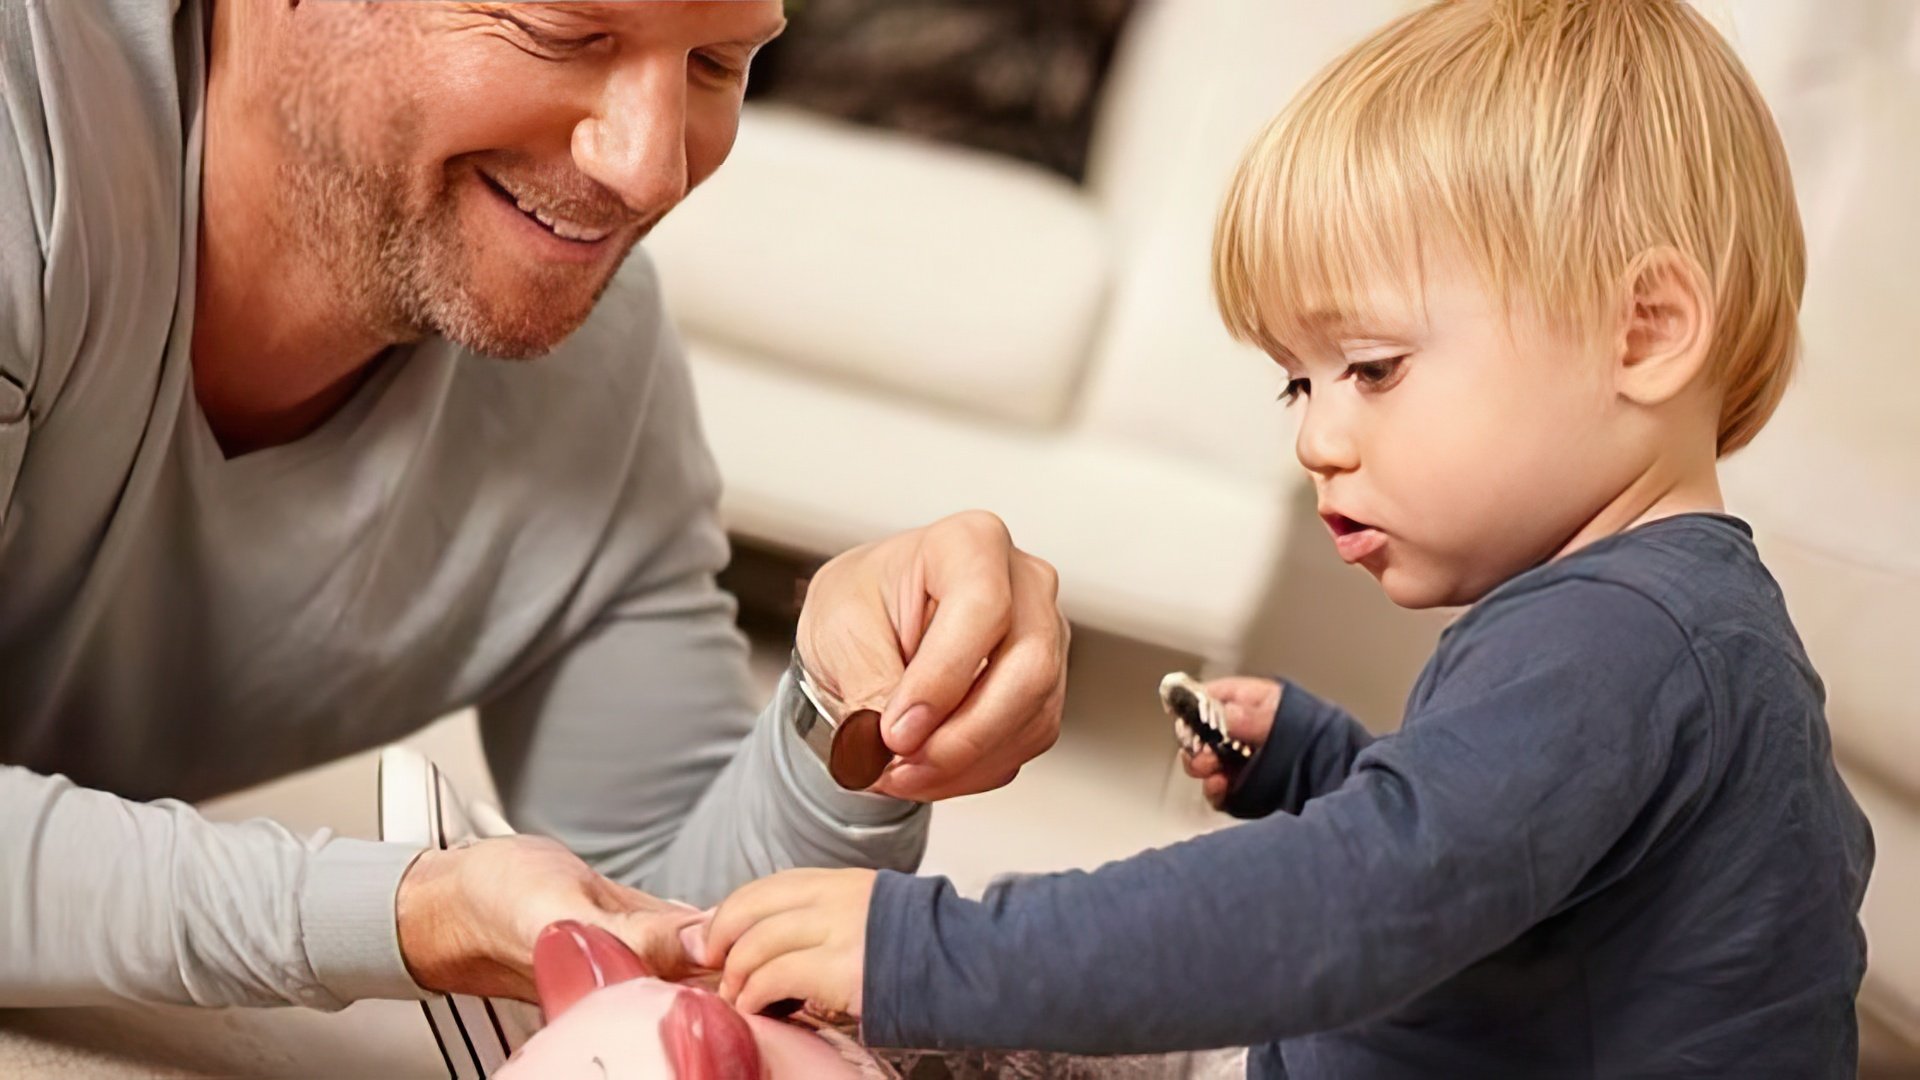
[788,650,895,791]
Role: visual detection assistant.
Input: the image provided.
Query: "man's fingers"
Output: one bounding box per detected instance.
[881,556,1063,790]
[880,668,1062,803]
[600,908,704,982]
[718,912,821,1002]
[880,512,1020,754]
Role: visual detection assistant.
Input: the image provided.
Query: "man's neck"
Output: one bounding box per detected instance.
[191,5,395,458]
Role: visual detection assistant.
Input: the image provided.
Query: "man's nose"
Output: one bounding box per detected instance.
[1295,399,1360,478]
[572,55,691,220]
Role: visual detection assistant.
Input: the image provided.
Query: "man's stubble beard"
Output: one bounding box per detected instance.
[270,39,628,360]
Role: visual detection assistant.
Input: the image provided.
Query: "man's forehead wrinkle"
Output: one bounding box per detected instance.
[439,1,784,43]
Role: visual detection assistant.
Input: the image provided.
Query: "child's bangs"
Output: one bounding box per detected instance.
[1214,94,1457,360]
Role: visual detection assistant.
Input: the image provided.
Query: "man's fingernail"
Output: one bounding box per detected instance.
[679,924,708,967]
[885,764,929,793]
[890,704,932,746]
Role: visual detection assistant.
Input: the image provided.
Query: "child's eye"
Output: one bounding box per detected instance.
[1347,356,1407,391]
[1278,378,1310,406]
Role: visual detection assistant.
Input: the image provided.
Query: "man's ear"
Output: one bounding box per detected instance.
[1613,247,1714,407]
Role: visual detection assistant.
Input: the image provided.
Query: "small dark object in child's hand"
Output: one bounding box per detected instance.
[1159,672,1252,768]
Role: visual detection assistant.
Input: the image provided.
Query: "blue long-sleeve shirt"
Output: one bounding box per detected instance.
[862,514,1873,1078]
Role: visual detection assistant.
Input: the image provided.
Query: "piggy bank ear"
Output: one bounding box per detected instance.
[532,920,652,1022]
[662,985,764,1080]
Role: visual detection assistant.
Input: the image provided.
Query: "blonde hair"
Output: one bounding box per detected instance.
[1213,0,1803,454]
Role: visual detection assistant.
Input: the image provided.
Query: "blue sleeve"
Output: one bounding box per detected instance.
[1221,681,1375,819]
[861,580,1706,1055]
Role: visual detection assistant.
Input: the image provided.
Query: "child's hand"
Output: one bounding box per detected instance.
[1181,676,1282,809]
[692,868,877,1019]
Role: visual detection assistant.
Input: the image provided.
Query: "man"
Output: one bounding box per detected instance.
[0,0,1066,1011]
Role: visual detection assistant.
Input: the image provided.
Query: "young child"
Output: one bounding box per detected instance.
[690,1,1874,1075]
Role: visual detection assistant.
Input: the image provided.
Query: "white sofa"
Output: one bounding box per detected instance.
[645,0,1408,665]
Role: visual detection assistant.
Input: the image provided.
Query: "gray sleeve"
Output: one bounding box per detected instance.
[0,766,428,1009]
[1,15,44,520]
[477,308,928,907]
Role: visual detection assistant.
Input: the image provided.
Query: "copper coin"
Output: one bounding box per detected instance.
[828,709,893,790]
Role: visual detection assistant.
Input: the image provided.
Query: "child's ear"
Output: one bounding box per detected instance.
[1613,247,1713,407]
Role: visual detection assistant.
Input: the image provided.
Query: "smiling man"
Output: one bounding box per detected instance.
[0,0,1065,1012]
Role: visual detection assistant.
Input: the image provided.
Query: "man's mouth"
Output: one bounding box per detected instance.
[1321,510,1388,564]
[479,171,617,245]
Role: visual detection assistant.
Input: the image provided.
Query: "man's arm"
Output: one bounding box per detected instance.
[0,766,426,1009]
[476,309,927,908]
[3,20,425,1013]
[863,581,1706,1054]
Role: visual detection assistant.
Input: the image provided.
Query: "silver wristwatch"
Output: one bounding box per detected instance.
[786,649,895,791]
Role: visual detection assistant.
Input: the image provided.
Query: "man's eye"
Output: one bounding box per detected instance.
[692,51,747,83]
[494,15,607,58]
[1348,357,1407,390]
[1278,378,1310,406]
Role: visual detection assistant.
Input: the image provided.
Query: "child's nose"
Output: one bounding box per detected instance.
[1295,402,1360,477]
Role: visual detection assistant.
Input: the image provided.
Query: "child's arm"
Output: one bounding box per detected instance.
[1182,677,1377,819]
[698,579,1706,1057]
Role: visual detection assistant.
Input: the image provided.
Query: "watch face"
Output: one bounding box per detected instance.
[828,710,891,790]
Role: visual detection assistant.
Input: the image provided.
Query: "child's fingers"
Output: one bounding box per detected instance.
[1205,681,1281,742]
[734,950,828,1018]
[1203,774,1230,809]
[1220,700,1273,742]
[703,871,822,967]
[733,945,833,1014]
[718,911,822,1002]
[1202,676,1273,703]
[1180,747,1221,778]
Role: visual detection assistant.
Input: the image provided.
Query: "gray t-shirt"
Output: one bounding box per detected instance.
[0,0,927,1011]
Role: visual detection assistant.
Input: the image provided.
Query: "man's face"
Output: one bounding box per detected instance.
[1273,253,1636,608]
[263,1,785,358]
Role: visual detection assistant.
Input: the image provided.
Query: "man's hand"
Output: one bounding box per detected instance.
[1180,676,1283,809]
[798,510,1067,803]
[692,868,876,1019]
[395,835,704,1003]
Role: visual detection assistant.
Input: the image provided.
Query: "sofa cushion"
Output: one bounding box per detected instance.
[682,339,1289,663]
[645,106,1110,430]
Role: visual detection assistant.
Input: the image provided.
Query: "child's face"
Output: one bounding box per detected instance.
[1276,252,1638,608]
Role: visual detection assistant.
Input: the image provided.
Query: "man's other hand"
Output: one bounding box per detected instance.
[394,835,703,1002]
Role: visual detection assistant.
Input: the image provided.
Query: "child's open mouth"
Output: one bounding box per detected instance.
[1322,511,1388,564]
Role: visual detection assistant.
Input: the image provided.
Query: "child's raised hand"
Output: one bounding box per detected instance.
[1181,676,1282,809]
[691,868,878,1019]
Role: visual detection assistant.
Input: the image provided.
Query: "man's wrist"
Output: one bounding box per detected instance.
[772,669,924,828]
[786,650,896,791]
[299,838,433,1007]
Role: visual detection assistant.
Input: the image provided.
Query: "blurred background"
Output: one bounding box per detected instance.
[9,2,1908,1076]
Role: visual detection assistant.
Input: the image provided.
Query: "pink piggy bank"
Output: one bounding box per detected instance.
[497,921,892,1079]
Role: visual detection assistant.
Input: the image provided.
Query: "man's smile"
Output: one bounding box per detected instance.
[477,169,621,248]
